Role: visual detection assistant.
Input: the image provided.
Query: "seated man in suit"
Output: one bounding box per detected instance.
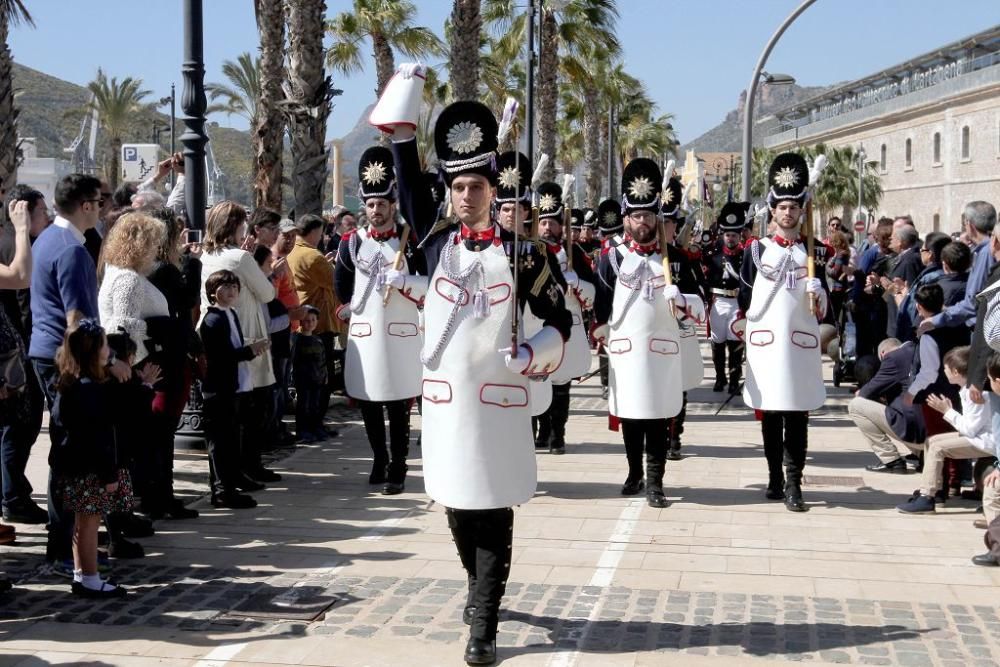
[848,337,927,472]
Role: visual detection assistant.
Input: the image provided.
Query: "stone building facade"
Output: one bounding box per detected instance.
[759,26,1000,235]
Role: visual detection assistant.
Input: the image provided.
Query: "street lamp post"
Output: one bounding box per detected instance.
[739,0,818,201]
[856,145,866,248]
[606,105,615,198]
[181,0,208,231]
[158,84,177,188]
[525,0,536,165]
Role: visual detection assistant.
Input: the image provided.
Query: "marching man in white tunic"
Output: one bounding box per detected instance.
[334,146,428,495]
[737,152,829,512]
[371,66,572,665]
[592,158,705,508]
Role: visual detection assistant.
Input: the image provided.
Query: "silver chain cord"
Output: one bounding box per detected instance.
[746,239,796,323]
[347,235,389,315]
[421,232,488,366]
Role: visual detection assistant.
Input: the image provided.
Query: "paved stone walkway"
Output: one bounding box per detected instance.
[1,352,999,666]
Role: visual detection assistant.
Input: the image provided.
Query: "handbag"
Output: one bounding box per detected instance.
[0,310,27,392]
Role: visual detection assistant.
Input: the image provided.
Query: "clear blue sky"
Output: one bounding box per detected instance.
[8,1,999,149]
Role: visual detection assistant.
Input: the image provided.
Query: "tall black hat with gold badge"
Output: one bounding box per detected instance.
[766,152,809,208]
[495,151,532,205]
[597,198,623,234]
[358,145,396,201]
[660,177,684,220]
[620,158,662,213]
[569,208,586,230]
[434,101,499,185]
[535,181,564,220]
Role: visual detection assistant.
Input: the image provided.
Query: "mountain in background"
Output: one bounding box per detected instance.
[680,83,836,153]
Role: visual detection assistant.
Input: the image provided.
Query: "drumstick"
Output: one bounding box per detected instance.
[383,223,411,306]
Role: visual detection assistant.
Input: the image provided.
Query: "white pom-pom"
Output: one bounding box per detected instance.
[662,159,676,193]
[561,174,576,205]
[497,97,518,146]
[809,153,828,185]
[531,154,549,187]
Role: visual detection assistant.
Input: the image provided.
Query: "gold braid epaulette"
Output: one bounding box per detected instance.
[528,240,552,297]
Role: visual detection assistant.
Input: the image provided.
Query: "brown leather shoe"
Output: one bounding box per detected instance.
[974,519,988,530]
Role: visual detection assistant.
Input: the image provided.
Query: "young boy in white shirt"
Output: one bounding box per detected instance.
[897,346,993,514]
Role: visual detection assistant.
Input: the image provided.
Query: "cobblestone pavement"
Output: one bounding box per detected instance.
[2,355,999,666]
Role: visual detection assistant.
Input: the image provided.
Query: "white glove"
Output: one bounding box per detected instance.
[562,270,579,290]
[663,284,680,302]
[336,304,351,322]
[805,278,823,294]
[500,345,531,375]
[680,294,706,323]
[384,268,406,290]
[398,62,425,79]
[805,278,828,318]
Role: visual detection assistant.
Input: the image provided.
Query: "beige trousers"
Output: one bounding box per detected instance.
[984,480,1000,525]
[919,433,992,496]
[848,396,923,463]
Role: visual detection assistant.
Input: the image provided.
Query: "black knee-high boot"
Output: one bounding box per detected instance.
[760,412,786,499]
[620,418,646,495]
[783,411,809,512]
[383,400,411,494]
[549,383,571,454]
[712,342,727,391]
[358,401,388,484]
[727,341,744,394]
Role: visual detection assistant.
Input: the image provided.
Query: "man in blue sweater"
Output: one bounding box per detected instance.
[28,174,129,569]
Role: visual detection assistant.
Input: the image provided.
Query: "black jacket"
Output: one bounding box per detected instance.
[198,306,256,395]
[51,379,124,482]
[968,262,1000,391]
[859,341,924,443]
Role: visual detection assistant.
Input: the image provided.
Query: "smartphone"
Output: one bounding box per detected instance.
[183,228,203,244]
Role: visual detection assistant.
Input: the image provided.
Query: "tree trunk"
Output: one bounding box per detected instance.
[582,86,600,208]
[255,0,285,211]
[108,136,122,190]
[372,32,396,98]
[449,0,481,102]
[283,0,330,217]
[0,12,19,201]
[536,9,558,182]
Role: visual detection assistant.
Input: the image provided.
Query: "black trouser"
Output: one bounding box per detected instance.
[318,331,341,415]
[0,362,42,511]
[295,384,325,435]
[358,399,411,483]
[620,418,668,479]
[30,357,74,562]
[711,342,743,384]
[599,349,609,389]
[238,387,273,473]
[204,394,240,494]
[536,383,571,446]
[666,392,687,444]
[446,507,514,642]
[760,410,809,489]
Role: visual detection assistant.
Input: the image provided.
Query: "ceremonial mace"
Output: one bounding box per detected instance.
[382,223,412,306]
[805,154,828,317]
[530,154,549,239]
[660,160,676,311]
[561,173,575,273]
[498,98,520,356]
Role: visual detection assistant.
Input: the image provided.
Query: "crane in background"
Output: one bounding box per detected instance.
[64,93,99,174]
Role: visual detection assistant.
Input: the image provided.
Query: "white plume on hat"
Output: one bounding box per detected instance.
[661,159,676,194]
[809,154,828,186]
[561,173,575,206]
[497,97,518,147]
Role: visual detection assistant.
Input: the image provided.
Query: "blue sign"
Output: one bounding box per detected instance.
[123,147,138,161]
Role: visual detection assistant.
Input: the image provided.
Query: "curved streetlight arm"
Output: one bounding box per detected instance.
[740,0,818,202]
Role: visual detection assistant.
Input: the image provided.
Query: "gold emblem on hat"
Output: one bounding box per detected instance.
[628,176,653,200]
[498,166,520,189]
[362,161,387,186]
[603,211,618,226]
[662,185,674,205]
[774,166,799,189]
[446,121,484,154]
[539,193,558,212]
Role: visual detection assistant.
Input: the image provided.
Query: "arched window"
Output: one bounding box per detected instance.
[880,144,887,172]
[961,125,971,160]
[932,214,940,231]
[933,132,941,164]
[905,138,912,168]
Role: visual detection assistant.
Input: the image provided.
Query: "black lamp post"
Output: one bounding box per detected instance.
[181,0,208,230]
[157,84,177,187]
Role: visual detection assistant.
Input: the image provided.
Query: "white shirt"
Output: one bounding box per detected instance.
[943,387,992,451]
[53,215,86,245]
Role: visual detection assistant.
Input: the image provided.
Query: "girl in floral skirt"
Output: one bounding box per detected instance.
[52,319,154,598]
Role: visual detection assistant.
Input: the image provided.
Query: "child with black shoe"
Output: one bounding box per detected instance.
[199,270,270,508]
[52,320,151,598]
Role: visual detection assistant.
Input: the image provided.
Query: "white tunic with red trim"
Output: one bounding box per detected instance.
[420,236,538,510]
[607,248,683,420]
[344,227,427,401]
[742,237,825,411]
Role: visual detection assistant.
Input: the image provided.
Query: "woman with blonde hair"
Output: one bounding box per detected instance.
[97,211,169,363]
[198,201,280,485]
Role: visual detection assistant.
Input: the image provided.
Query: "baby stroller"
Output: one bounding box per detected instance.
[831,308,857,388]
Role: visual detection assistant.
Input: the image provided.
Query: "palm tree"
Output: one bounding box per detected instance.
[87,69,151,189]
[448,0,481,101]
[810,144,883,219]
[255,0,286,211]
[206,52,260,125]
[284,0,334,216]
[534,0,619,182]
[617,111,676,165]
[326,0,444,98]
[0,0,32,198]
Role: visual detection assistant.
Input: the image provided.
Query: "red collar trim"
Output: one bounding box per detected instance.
[369,226,397,241]
[460,224,497,242]
[722,244,741,257]
[623,233,659,255]
[772,234,804,248]
[545,241,562,255]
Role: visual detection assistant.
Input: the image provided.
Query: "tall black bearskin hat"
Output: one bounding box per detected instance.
[494,151,532,204]
[766,152,809,208]
[660,177,684,219]
[717,201,752,232]
[357,146,396,201]
[597,198,623,234]
[434,101,499,186]
[620,158,662,213]
[536,181,564,220]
